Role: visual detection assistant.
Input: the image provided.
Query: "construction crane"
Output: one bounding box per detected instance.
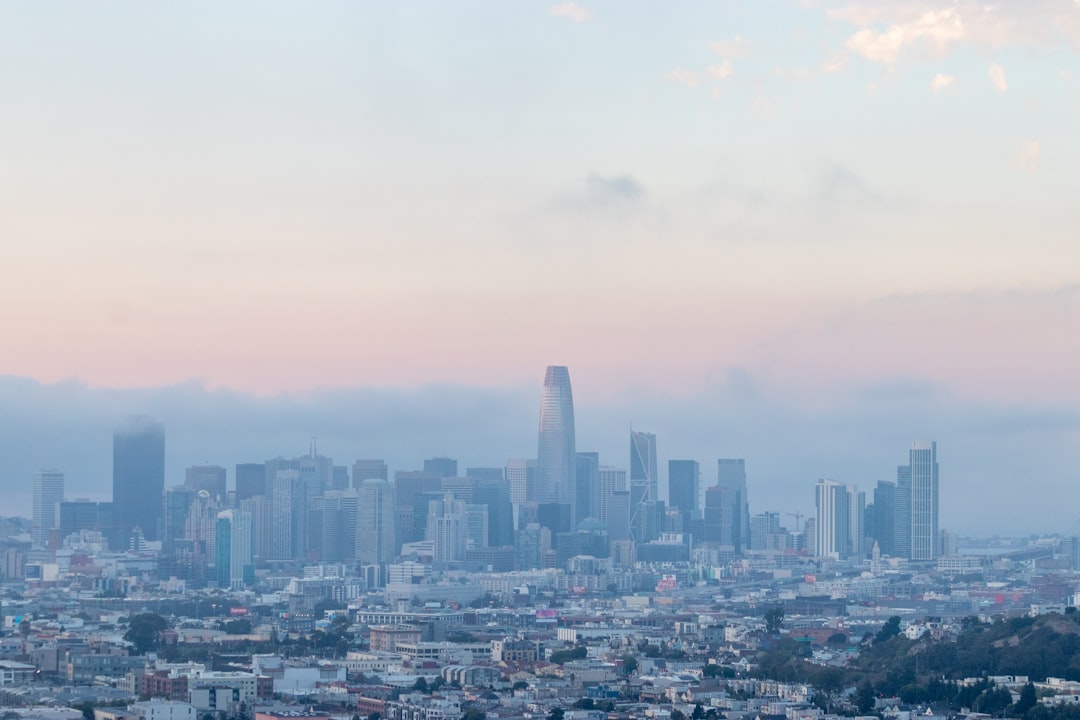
[785,511,804,531]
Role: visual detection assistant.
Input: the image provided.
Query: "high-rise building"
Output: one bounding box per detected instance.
[59,500,111,539]
[668,460,699,523]
[185,465,227,502]
[597,466,626,524]
[871,480,896,556]
[470,471,513,547]
[32,469,64,547]
[215,509,253,590]
[112,417,165,543]
[574,452,600,524]
[352,459,389,486]
[427,493,468,564]
[716,459,750,554]
[906,441,939,560]
[536,366,576,526]
[357,479,396,564]
[235,463,265,502]
[629,431,658,542]
[814,480,865,560]
[239,494,271,560]
[505,459,536,504]
[424,457,458,479]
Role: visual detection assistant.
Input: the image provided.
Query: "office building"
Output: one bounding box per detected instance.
[32,469,64,547]
[235,463,265,502]
[353,459,389,486]
[185,465,226,502]
[357,479,396,564]
[505,459,536,504]
[574,452,600,524]
[536,365,576,527]
[112,417,165,543]
[716,459,750,554]
[668,460,699,522]
[629,431,658,542]
[902,440,939,560]
[424,457,458,479]
[215,509,253,589]
[814,479,865,560]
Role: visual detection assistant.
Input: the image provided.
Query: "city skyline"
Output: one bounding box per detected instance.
[2,368,1076,538]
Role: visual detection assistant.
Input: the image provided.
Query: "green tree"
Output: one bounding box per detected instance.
[124,613,169,654]
[412,677,429,692]
[461,710,486,720]
[644,644,661,658]
[671,711,686,720]
[875,616,902,644]
[692,703,705,720]
[622,655,638,675]
[764,606,785,634]
[548,709,564,720]
[826,632,848,646]
[572,699,594,710]
[1016,683,1038,715]
[856,680,876,714]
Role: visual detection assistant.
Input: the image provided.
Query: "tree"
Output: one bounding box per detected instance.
[692,703,705,720]
[764,606,785,634]
[461,710,486,720]
[572,699,594,710]
[856,681,876,714]
[548,709,564,720]
[644,644,661,658]
[826,632,848,646]
[875,616,902,644]
[224,618,253,635]
[622,655,638,675]
[671,711,686,720]
[1015,683,1038,716]
[124,613,169,654]
[412,677,429,692]
[513,681,529,691]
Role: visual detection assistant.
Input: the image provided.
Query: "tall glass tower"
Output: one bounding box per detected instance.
[909,440,939,560]
[112,417,165,543]
[629,431,658,542]
[537,366,576,529]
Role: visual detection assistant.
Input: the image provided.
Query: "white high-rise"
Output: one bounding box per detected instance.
[32,469,64,546]
[357,479,396,564]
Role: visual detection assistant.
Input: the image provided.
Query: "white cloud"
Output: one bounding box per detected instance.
[708,60,734,80]
[930,72,957,92]
[666,68,701,88]
[843,8,965,65]
[988,62,1008,91]
[823,51,848,74]
[1014,140,1041,174]
[711,35,751,58]
[829,1,1080,66]
[549,2,592,23]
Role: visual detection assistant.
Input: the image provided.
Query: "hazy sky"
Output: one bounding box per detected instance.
[1,2,1078,533]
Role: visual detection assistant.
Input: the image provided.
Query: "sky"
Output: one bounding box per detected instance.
[1,1,1079,534]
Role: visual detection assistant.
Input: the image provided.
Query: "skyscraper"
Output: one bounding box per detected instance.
[32,469,64,547]
[112,417,165,543]
[215,509,253,590]
[357,479,396,563]
[716,459,750,554]
[235,463,265,502]
[906,441,939,560]
[185,465,227,502]
[668,460,700,522]
[537,366,576,528]
[574,452,600,524]
[629,431,658,542]
[814,479,865,560]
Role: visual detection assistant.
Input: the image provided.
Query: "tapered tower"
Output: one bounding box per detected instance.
[537,366,576,531]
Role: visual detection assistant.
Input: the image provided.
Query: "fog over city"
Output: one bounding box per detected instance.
[3,372,1079,536]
